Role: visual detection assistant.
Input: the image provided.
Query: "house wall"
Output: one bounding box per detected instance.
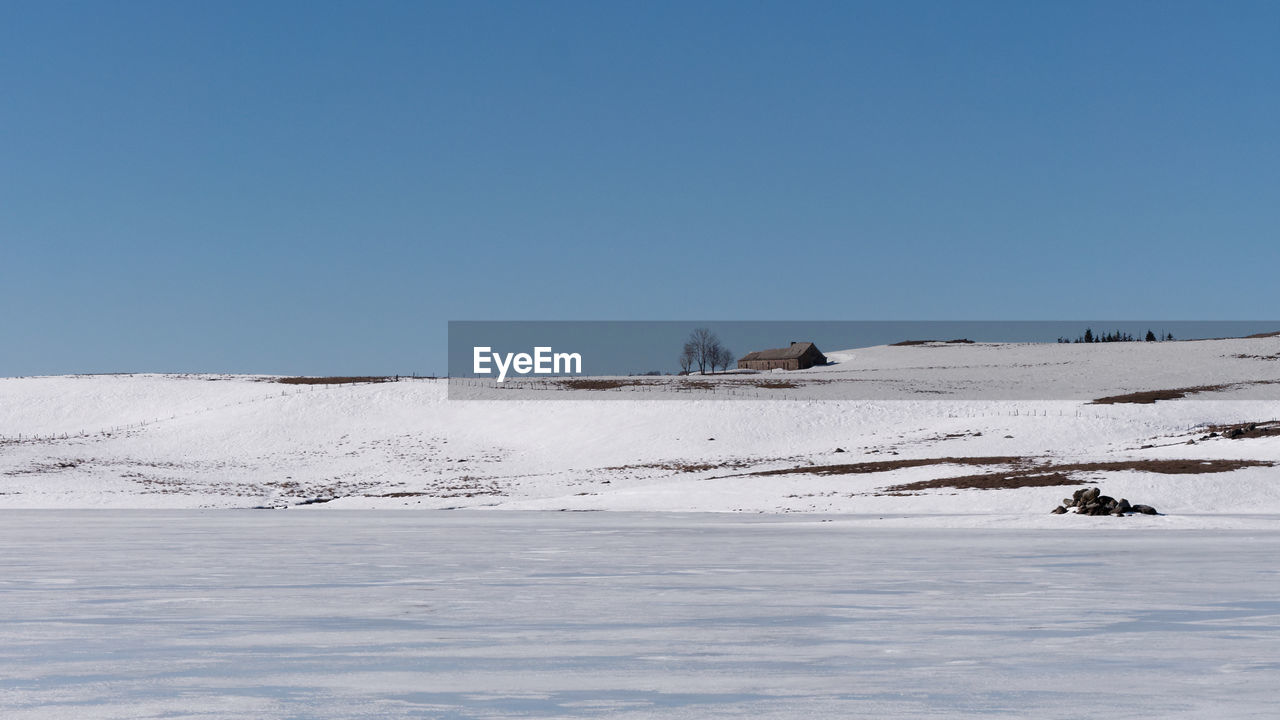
[795,349,825,370]
[737,359,800,371]
[737,345,825,371]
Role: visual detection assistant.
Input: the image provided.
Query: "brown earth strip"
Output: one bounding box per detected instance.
[882,459,1274,493]
[748,456,1027,477]
[741,455,1274,493]
[751,380,800,389]
[557,379,646,390]
[1090,385,1233,404]
[1091,380,1280,404]
[1203,420,1280,439]
[553,378,810,391]
[276,376,394,385]
[368,491,432,498]
[606,459,757,473]
[555,378,719,390]
[890,339,974,346]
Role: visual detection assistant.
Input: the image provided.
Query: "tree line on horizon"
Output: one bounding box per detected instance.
[1058,329,1175,344]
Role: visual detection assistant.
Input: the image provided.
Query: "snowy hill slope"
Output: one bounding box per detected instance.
[2,337,1279,521]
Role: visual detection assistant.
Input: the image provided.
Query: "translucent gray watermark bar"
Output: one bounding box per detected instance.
[447,321,1280,401]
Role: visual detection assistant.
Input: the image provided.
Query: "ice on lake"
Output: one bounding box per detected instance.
[2,511,1278,718]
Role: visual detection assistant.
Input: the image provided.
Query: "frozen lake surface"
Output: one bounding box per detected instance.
[2,511,1279,718]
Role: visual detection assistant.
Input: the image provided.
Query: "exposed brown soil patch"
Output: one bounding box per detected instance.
[1244,331,1280,338]
[554,378,721,391]
[882,459,1274,493]
[885,472,1079,492]
[1203,420,1280,440]
[276,376,394,385]
[557,378,645,391]
[742,454,1273,493]
[606,459,756,474]
[750,380,800,389]
[1053,459,1272,474]
[1090,385,1233,404]
[890,339,974,346]
[749,456,1027,477]
[368,491,433,498]
[1092,380,1280,404]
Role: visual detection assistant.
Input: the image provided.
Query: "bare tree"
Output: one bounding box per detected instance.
[678,343,695,374]
[691,328,713,374]
[714,346,734,372]
[684,328,726,374]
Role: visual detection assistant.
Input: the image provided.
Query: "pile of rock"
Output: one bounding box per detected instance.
[1051,487,1158,516]
[1197,421,1280,442]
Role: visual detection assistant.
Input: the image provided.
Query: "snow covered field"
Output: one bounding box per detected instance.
[4,338,1280,718]
[2,511,1278,719]
[2,336,1279,519]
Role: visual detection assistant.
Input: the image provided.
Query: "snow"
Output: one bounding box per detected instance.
[5,339,1280,717]
[2,337,1280,518]
[2,511,1278,719]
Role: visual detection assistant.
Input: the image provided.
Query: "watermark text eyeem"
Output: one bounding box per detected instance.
[473,347,582,382]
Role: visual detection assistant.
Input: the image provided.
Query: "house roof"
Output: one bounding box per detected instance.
[739,342,823,362]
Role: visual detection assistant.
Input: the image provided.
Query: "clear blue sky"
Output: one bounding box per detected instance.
[3,1,1277,376]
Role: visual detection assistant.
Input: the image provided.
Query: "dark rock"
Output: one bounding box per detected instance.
[834,447,846,453]
[1187,439,1196,445]
[1054,488,1156,518]
[1227,428,1244,439]
[297,496,335,505]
